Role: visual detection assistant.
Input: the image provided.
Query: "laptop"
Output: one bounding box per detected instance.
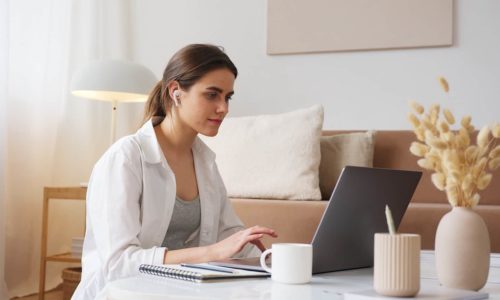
[210,166,422,274]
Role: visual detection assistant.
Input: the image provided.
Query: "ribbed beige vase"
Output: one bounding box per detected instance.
[435,207,490,291]
[374,233,421,297]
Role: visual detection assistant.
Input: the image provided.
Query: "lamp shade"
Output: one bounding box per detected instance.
[71,60,158,102]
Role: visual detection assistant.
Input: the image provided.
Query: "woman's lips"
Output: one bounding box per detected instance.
[208,119,222,125]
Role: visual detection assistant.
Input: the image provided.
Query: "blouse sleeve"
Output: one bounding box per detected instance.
[86,142,166,281]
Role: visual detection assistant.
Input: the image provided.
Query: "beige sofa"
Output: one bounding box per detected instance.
[230,130,500,252]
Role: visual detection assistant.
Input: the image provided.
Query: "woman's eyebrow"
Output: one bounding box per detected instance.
[206,86,234,96]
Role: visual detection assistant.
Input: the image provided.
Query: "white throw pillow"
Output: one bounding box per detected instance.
[201,105,324,200]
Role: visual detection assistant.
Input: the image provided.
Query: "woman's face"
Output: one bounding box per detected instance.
[176,68,235,137]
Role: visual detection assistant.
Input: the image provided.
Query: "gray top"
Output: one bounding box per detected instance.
[161,195,201,250]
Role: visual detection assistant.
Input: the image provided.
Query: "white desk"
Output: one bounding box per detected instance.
[106,252,500,300]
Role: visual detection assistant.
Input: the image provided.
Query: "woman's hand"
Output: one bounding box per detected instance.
[163,226,277,264]
[208,226,278,261]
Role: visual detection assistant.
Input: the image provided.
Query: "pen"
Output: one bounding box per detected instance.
[180,263,236,274]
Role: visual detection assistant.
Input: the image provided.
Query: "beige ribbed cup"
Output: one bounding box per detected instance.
[374,233,421,297]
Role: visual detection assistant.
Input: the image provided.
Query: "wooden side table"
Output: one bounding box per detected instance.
[38,187,87,300]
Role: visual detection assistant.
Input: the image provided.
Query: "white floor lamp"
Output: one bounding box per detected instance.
[70,60,157,143]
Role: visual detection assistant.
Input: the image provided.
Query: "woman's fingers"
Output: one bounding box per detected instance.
[250,239,267,252]
[220,226,277,258]
[246,226,278,238]
[240,226,278,251]
[242,233,263,246]
[243,233,270,252]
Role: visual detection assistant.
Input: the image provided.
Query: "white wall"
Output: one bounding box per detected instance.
[129,0,500,130]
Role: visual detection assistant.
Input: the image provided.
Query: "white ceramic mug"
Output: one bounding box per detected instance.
[260,243,312,284]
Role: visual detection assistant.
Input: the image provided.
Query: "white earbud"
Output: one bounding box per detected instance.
[173,91,180,107]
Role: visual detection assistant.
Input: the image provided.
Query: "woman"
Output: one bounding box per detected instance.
[73,44,277,300]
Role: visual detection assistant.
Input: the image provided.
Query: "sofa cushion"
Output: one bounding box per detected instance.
[230,198,327,247]
[399,203,500,252]
[319,131,375,199]
[202,105,323,200]
[230,198,500,252]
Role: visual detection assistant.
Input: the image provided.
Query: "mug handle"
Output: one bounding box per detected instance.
[260,248,272,273]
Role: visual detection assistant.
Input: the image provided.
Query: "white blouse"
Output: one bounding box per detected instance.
[72,118,258,300]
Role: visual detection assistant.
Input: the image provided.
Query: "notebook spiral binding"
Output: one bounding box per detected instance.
[139,264,201,282]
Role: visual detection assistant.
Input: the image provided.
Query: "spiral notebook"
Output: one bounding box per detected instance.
[139,263,270,282]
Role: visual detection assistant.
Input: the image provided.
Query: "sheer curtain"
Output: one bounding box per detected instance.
[1,0,9,298]
[5,0,140,297]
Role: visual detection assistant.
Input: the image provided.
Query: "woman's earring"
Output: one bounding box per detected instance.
[173,91,181,107]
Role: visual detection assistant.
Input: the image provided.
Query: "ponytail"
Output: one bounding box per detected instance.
[142,81,170,124]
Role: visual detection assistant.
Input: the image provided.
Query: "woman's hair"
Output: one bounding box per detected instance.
[143,44,238,122]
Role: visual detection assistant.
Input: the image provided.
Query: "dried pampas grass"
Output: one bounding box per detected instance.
[410,101,424,115]
[493,124,500,138]
[438,77,449,93]
[408,77,499,207]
